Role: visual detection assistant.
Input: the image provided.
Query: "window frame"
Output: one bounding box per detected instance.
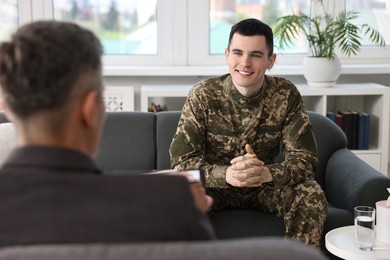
[21,0,187,66]
[188,0,390,66]
[101,0,188,67]
[9,0,390,71]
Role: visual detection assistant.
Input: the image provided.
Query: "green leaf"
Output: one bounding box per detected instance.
[273,4,385,59]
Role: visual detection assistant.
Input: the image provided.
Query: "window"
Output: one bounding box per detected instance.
[51,0,184,66]
[189,0,312,65]
[1,0,388,69]
[209,0,310,55]
[53,0,158,55]
[0,0,18,42]
[189,0,389,65]
[343,0,389,63]
[346,0,390,46]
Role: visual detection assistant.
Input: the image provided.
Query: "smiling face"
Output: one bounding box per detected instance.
[225,33,276,98]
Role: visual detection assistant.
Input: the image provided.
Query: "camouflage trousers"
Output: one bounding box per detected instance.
[207,180,328,248]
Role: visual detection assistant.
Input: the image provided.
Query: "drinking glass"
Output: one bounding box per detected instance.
[354,206,375,251]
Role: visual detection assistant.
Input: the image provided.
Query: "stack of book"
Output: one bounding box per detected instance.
[326,111,370,150]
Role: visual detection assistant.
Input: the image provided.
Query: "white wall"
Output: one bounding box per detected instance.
[103,73,390,111]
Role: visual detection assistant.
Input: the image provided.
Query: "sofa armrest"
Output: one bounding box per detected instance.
[325,148,390,212]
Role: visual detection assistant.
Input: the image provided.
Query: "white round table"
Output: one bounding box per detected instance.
[326,226,390,260]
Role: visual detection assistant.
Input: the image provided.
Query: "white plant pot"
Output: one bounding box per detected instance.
[303,56,341,88]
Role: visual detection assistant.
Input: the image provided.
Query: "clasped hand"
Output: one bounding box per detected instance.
[226,144,273,187]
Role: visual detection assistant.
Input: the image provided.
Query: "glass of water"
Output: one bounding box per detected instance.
[354,206,375,251]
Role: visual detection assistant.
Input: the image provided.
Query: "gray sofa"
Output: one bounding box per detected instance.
[1,110,390,259]
[94,111,390,253]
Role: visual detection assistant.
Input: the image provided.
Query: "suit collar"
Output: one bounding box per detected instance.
[2,146,102,174]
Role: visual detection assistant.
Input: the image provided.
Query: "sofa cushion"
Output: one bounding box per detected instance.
[208,204,353,254]
[95,112,156,171]
[209,205,352,236]
[324,204,353,232]
[210,210,285,239]
[0,238,327,260]
[156,111,181,170]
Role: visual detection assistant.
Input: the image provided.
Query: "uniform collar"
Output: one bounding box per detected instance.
[223,74,269,108]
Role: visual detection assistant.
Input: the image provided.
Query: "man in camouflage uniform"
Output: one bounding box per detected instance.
[169,18,327,248]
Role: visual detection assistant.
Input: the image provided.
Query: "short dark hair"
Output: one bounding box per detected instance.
[227,18,274,56]
[0,20,103,118]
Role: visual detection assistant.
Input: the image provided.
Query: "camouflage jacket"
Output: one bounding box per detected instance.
[170,74,318,188]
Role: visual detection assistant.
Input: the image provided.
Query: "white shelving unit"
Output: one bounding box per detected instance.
[140,83,390,175]
[141,85,192,112]
[298,83,389,175]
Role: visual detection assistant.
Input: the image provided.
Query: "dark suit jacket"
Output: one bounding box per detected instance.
[0,146,215,246]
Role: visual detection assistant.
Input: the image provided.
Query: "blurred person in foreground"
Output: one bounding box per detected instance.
[0,20,215,246]
[170,18,327,248]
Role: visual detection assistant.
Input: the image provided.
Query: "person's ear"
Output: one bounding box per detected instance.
[225,48,230,64]
[81,90,98,129]
[267,53,277,70]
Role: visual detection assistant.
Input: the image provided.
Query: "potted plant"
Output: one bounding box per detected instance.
[274,0,385,88]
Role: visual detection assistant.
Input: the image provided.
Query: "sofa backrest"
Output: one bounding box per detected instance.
[153,111,348,189]
[1,111,348,189]
[155,111,182,170]
[95,112,156,171]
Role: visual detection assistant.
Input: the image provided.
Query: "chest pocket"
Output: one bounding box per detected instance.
[252,124,283,164]
[206,126,238,164]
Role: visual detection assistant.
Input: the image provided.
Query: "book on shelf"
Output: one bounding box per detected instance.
[337,111,356,149]
[327,110,370,150]
[350,111,359,149]
[335,113,344,131]
[327,111,345,130]
[358,112,370,150]
[326,112,336,122]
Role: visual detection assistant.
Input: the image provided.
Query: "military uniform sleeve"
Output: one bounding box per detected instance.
[266,91,319,187]
[170,85,230,188]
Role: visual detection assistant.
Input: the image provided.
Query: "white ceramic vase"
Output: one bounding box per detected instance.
[302,56,341,88]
